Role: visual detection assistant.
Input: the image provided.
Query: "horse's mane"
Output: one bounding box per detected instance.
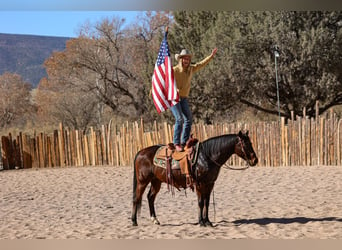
[201,134,237,156]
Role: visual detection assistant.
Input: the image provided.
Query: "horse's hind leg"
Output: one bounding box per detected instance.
[147,179,162,225]
[132,181,150,226]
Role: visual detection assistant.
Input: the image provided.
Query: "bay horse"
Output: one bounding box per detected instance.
[131,130,258,227]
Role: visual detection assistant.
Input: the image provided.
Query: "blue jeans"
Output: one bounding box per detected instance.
[170,98,192,145]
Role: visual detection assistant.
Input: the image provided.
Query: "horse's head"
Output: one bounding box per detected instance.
[235,130,258,166]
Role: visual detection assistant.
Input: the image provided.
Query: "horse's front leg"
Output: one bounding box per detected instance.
[147,179,162,225]
[203,192,213,227]
[197,183,214,227]
[196,187,206,226]
[197,196,205,226]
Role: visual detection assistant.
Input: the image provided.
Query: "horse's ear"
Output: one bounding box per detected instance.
[246,130,249,136]
[238,130,243,137]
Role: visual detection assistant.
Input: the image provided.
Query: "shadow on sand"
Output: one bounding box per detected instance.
[229,216,342,226]
[152,217,342,227]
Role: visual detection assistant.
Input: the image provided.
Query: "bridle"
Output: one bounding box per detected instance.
[222,136,251,170]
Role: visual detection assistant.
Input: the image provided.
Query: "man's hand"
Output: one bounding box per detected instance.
[211,48,218,57]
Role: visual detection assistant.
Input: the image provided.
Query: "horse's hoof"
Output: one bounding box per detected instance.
[205,221,213,227]
[132,222,138,226]
[199,221,206,227]
[151,217,160,225]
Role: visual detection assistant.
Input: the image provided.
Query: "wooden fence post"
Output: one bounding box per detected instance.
[337,119,342,166]
[59,123,65,167]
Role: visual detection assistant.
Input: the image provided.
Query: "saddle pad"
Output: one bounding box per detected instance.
[153,146,181,170]
[155,146,188,161]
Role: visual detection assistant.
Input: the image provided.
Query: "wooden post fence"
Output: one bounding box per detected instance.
[1,114,342,169]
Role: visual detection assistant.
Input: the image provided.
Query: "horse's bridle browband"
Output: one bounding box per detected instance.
[237,136,249,163]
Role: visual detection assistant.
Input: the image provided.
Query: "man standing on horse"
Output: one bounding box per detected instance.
[171,47,218,152]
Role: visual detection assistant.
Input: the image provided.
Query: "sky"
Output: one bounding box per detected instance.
[0,0,173,11]
[0,0,162,38]
[0,11,144,38]
[0,0,189,38]
[0,1,336,38]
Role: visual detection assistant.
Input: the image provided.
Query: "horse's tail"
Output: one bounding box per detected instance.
[132,150,141,213]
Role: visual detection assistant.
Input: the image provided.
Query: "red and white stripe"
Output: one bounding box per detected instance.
[152,54,179,113]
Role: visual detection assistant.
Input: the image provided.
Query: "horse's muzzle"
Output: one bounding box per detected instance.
[248,156,258,166]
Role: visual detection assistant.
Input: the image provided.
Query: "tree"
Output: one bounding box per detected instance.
[172,11,342,120]
[35,76,100,131]
[71,14,170,120]
[125,11,174,122]
[36,12,174,130]
[43,13,171,125]
[170,11,237,123]
[216,11,342,119]
[0,72,34,128]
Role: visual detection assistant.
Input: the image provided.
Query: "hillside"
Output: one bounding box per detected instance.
[0,33,70,87]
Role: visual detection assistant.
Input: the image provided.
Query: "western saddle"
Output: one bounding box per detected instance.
[153,137,199,192]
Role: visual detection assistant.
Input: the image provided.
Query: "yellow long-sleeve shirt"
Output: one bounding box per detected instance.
[173,54,214,98]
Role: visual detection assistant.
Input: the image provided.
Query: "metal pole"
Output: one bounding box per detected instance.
[274,46,282,166]
[274,48,281,123]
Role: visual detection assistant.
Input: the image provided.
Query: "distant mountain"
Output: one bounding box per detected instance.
[0,33,71,87]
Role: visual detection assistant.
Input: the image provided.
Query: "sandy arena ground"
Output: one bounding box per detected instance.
[1,165,342,239]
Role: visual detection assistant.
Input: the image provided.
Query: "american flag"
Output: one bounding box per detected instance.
[151,31,179,113]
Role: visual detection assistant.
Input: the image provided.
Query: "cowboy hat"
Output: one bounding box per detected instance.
[175,49,192,61]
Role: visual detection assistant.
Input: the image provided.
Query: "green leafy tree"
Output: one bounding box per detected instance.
[171,11,342,120]
[170,11,233,123]
[213,11,342,119]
